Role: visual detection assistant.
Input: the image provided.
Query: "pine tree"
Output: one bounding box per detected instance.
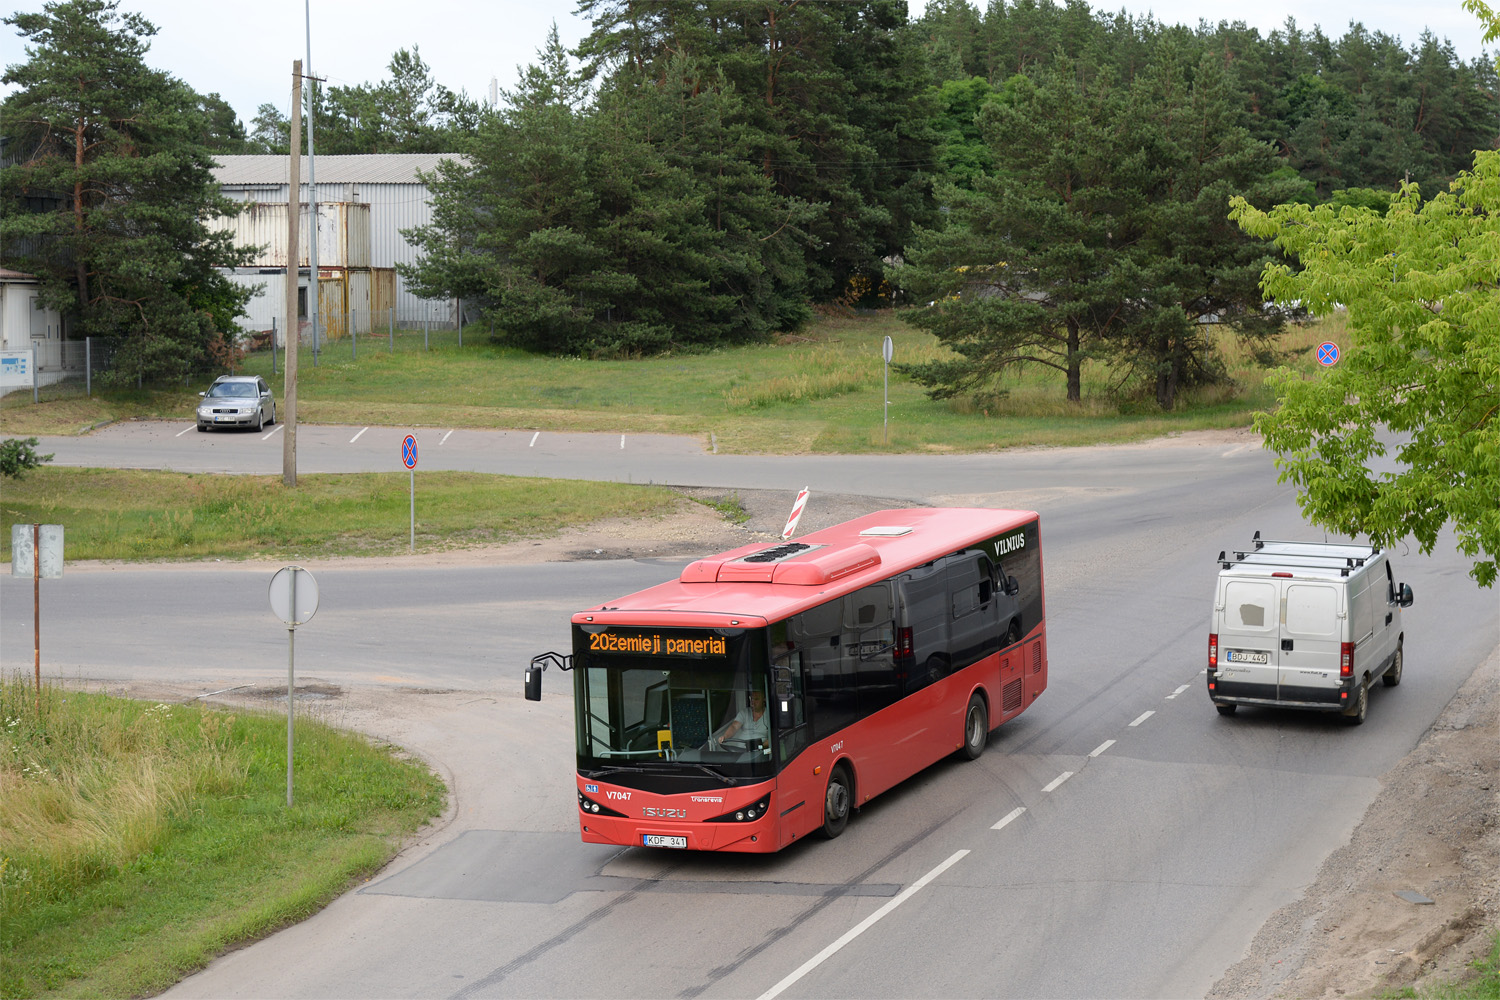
[1,0,254,381]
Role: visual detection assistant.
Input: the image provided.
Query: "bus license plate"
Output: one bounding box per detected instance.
[643,834,687,849]
[1227,649,1269,664]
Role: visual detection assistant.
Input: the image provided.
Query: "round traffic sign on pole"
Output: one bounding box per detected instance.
[1317,342,1340,367]
[268,565,319,626]
[402,434,418,469]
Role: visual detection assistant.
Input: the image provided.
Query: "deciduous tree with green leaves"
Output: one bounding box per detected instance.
[1,0,252,382]
[1230,156,1500,586]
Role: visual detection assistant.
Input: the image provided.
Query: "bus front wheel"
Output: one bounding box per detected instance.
[822,766,852,839]
[961,694,988,760]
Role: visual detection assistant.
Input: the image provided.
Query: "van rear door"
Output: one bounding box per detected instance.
[1278,582,1343,702]
[1217,578,1279,697]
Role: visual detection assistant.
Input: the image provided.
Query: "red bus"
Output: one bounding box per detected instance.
[531,508,1047,852]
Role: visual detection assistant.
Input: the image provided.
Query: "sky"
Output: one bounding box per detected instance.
[1,0,1490,128]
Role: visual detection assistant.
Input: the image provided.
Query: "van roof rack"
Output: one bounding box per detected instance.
[1219,533,1380,574]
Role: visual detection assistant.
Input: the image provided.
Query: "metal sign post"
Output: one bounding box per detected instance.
[269,566,319,806]
[402,434,418,552]
[881,335,893,445]
[11,524,63,705]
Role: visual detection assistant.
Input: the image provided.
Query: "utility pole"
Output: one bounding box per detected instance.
[283,60,302,488]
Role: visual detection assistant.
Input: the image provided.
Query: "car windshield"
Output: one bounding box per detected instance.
[208,383,255,398]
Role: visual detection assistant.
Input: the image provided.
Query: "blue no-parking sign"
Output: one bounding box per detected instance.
[1317,342,1340,367]
[402,434,418,469]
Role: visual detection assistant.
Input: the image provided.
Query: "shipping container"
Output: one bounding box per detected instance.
[208,202,372,268]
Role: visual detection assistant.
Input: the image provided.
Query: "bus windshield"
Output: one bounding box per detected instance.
[572,625,774,781]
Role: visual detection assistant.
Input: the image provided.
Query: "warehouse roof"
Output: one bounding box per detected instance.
[211,153,468,186]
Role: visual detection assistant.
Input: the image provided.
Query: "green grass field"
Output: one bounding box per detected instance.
[0,677,444,999]
[0,310,1336,450]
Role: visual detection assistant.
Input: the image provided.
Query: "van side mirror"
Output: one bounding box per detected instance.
[1004,575,1020,597]
[1399,583,1413,608]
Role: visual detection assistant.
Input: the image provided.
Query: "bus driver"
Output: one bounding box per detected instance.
[713,690,769,749]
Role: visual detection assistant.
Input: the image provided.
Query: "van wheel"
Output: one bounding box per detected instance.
[1343,682,1368,726]
[822,766,852,839]
[1215,704,1237,716]
[960,694,988,760]
[1382,644,1403,687]
[1005,619,1022,646]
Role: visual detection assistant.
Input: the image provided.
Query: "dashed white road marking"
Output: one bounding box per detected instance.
[529,432,540,447]
[1041,771,1074,792]
[1089,739,1116,758]
[620,435,626,449]
[176,426,194,437]
[756,850,970,1000]
[350,427,368,443]
[1129,710,1155,727]
[991,807,1026,831]
[1166,684,1191,699]
[439,430,454,445]
[1222,443,1257,457]
[261,425,283,442]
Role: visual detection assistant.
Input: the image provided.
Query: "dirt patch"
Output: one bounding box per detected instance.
[1209,645,1500,998]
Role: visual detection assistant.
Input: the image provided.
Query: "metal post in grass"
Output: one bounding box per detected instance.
[457,299,463,348]
[85,338,91,397]
[271,318,278,376]
[424,308,429,351]
[350,308,356,361]
[389,307,394,352]
[268,566,319,807]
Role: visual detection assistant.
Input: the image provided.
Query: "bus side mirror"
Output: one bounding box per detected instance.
[1399,583,1413,608]
[524,663,541,701]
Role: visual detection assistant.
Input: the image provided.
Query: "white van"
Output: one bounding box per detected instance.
[1207,533,1413,724]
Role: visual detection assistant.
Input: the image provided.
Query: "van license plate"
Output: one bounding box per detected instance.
[643,834,687,849]
[1227,649,1269,664]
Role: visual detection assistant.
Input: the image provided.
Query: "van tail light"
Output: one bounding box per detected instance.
[1340,642,1354,678]
[896,626,914,659]
[1208,633,1218,670]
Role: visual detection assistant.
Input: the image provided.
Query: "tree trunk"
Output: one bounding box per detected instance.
[1155,332,1178,410]
[1065,316,1081,403]
[73,104,88,308]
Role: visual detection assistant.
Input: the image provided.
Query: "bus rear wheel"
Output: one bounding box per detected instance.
[822,766,852,839]
[961,694,988,760]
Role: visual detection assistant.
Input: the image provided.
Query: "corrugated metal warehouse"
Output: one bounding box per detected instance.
[211,154,466,329]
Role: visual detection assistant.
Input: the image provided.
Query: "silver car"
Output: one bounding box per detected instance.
[196,375,276,432]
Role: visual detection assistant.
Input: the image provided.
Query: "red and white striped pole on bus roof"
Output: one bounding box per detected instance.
[782,487,810,539]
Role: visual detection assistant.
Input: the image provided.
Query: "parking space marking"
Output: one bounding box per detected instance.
[756,850,969,1000]
[1165,684,1191,699]
[350,427,368,443]
[1041,771,1074,792]
[991,807,1026,831]
[1088,739,1115,758]
[529,432,540,447]
[176,426,194,437]
[261,425,283,442]
[440,430,454,445]
[1128,710,1155,727]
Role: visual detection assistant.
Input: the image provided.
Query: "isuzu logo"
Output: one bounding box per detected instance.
[643,807,687,818]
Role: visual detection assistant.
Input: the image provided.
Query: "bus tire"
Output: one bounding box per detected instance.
[822,766,852,839]
[960,694,988,760]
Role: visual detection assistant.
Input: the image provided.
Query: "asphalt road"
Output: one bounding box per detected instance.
[3,422,1494,999]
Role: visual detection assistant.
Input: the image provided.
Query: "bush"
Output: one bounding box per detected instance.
[0,437,53,479]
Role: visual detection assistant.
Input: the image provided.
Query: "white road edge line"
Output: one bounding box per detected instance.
[1041,771,1074,792]
[350,427,368,443]
[261,425,283,441]
[440,429,454,445]
[529,431,540,447]
[1166,684,1191,699]
[176,426,194,437]
[1129,710,1155,727]
[1089,739,1115,758]
[991,807,1025,831]
[756,849,970,1000]
[620,434,625,449]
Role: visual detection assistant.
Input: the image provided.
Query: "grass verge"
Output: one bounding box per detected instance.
[0,311,1335,451]
[0,468,680,562]
[0,676,445,999]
